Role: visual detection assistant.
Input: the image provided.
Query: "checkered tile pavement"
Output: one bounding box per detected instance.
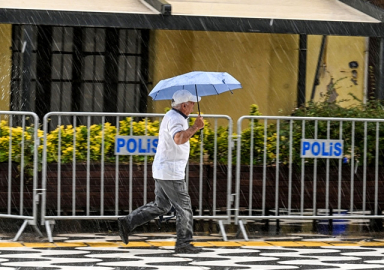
[1,232,384,269]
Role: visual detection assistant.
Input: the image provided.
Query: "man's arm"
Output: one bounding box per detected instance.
[174,115,204,145]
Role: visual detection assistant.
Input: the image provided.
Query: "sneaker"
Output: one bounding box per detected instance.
[175,244,203,254]
[118,216,130,244]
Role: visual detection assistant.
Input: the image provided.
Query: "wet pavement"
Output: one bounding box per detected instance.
[1,230,384,269]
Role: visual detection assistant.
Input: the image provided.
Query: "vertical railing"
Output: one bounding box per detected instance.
[41,112,233,242]
[0,111,42,241]
[235,115,384,236]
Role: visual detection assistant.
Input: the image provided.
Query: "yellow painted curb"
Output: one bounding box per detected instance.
[86,242,120,247]
[207,241,242,247]
[120,242,152,247]
[147,241,175,247]
[265,241,304,247]
[329,242,361,246]
[359,241,384,247]
[295,241,332,247]
[237,241,273,246]
[55,242,88,247]
[23,243,56,248]
[0,243,23,247]
[0,240,380,248]
[192,242,214,247]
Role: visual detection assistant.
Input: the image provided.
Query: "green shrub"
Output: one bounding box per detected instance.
[0,120,44,178]
[46,123,117,163]
[2,91,384,174]
[286,93,384,166]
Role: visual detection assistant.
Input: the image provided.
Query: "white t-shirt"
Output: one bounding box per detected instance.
[152,109,190,180]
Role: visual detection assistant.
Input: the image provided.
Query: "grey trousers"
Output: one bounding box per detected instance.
[125,179,194,247]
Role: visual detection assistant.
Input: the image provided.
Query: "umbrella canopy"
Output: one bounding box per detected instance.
[149,71,242,100]
[149,71,242,114]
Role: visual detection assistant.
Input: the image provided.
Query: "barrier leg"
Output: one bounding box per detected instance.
[13,220,28,242]
[218,220,228,241]
[45,220,55,243]
[238,220,249,241]
[13,220,44,241]
[32,224,44,238]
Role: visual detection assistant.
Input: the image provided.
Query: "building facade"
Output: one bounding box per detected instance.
[0,0,382,123]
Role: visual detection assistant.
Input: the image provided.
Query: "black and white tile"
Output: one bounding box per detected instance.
[0,245,384,269]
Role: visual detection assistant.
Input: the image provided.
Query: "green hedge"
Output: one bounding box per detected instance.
[2,94,384,174]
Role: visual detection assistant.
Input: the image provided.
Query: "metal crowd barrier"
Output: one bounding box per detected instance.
[235,115,384,240]
[41,112,233,242]
[0,111,42,241]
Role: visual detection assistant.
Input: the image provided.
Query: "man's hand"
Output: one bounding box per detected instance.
[192,115,204,130]
[174,116,205,145]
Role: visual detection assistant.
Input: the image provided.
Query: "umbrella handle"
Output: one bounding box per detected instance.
[194,85,203,130]
[195,85,201,115]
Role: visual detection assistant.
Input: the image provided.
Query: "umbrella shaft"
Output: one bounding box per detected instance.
[195,85,201,115]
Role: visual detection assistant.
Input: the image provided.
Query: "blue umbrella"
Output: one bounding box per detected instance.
[148,71,242,114]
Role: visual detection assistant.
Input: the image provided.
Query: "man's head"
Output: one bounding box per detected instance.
[172,90,201,115]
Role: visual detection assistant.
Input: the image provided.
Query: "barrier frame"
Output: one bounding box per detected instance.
[235,115,384,240]
[41,112,233,242]
[0,111,43,241]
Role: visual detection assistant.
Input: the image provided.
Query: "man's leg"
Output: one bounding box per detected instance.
[156,180,194,248]
[118,179,172,244]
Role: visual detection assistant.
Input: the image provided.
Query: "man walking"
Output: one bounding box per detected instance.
[118,90,205,254]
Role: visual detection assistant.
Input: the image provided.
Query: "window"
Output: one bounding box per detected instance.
[11,25,149,126]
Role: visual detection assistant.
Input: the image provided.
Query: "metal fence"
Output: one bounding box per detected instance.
[41,112,233,242]
[5,112,384,242]
[235,115,384,240]
[0,111,42,241]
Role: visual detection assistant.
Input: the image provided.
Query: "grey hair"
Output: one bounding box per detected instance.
[172,103,183,109]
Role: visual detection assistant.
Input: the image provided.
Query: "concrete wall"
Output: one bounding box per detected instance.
[149,30,367,123]
[306,35,367,107]
[0,24,11,111]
